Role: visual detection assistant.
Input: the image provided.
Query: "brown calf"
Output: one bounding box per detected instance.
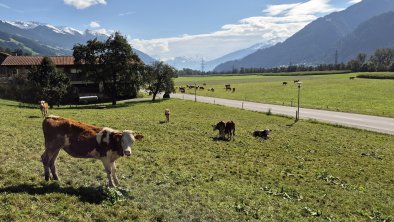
[165,109,170,122]
[253,129,271,139]
[212,121,226,139]
[40,100,49,118]
[225,121,235,140]
[41,116,144,187]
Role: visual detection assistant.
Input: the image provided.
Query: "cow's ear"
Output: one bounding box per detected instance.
[134,134,144,141]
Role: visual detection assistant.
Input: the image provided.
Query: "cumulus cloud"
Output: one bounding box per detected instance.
[89,21,100,28]
[64,0,106,10]
[130,0,343,61]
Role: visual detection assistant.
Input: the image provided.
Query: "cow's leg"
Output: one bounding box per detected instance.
[41,150,51,181]
[111,162,120,186]
[101,158,115,187]
[42,138,62,181]
[49,149,61,180]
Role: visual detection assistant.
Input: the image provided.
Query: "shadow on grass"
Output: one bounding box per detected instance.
[27,115,41,119]
[286,120,298,127]
[59,99,165,110]
[211,136,231,142]
[0,183,111,204]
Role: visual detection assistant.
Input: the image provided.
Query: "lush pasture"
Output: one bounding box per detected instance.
[0,99,393,221]
[175,73,394,117]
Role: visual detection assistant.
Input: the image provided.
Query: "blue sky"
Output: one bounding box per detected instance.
[0,0,361,60]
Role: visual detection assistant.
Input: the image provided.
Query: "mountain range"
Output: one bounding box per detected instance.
[166,42,272,71]
[0,20,155,64]
[214,0,394,72]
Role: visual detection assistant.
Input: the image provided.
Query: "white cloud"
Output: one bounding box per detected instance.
[0,3,10,9]
[89,28,114,36]
[89,21,100,28]
[64,0,106,10]
[119,11,135,16]
[130,0,343,61]
[264,0,342,16]
[348,0,362,4]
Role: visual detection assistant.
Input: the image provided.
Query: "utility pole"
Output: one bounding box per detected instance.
[194,82,197,102]
[296,82,302,121]
[201,58,205,74]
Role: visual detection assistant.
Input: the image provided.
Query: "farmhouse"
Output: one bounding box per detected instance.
[0,54,103,98]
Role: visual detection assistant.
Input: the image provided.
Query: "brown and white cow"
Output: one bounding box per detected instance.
[164,109,170,122]
[212,121,226,139]
[225,121,235,140]
[41,115,144,187]
[40,100,49,118]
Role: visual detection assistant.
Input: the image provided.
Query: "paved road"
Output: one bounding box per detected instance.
[172,93,394,135]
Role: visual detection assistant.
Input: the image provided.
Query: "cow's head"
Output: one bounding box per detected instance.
[120,130,144,156]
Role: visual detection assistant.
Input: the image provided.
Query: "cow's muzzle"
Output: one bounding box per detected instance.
[124,150,131,156]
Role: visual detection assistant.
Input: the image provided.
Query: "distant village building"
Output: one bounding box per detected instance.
[0,55,103,98]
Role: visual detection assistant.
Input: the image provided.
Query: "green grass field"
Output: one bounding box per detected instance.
[0,98,393,221]
[175,73,394,117]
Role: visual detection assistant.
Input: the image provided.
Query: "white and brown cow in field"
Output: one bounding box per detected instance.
[41,115,144,187]
[39,100,49,118]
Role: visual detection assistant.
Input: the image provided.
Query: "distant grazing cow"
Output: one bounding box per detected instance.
[294,80,300,84]
[208,88,215,92]
[253,129,271,139]
[199,86,205,90]
[282,82,288,86]
[232,88,235,93]
[165,109,170,122]
[39,100,49,118]
[41,116,144,187]
[225,84,231,91]
[212,121,226,139]
[349,77,355,80]
[225,121,235,140]
[179,87,186,93]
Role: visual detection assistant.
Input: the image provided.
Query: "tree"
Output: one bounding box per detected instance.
[73,32,143,105]
[145,61,176,101]
[28,57,71,108]
[370,48,394,71]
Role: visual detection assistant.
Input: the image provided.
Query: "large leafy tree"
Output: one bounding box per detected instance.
[28,57,70,108]
[145,61,176,101]
[73,32,143,105]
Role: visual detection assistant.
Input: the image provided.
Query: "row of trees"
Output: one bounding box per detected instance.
[6,32,176,106]
[347,48,394,72]
[178,47,394,76]
[0,47,32,56]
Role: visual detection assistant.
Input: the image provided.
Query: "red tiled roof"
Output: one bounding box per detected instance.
[1,56,75,66]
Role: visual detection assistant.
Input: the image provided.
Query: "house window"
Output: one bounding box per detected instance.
[70,69,82,74]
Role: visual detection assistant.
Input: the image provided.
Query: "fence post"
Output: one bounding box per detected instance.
[242,102,244,109]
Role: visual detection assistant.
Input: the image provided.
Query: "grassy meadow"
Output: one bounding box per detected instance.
[175,73,394,117]
[0,98,393,221]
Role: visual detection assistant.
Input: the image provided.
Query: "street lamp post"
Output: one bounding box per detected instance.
[296,81,302,121]
[194,82,197,102]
